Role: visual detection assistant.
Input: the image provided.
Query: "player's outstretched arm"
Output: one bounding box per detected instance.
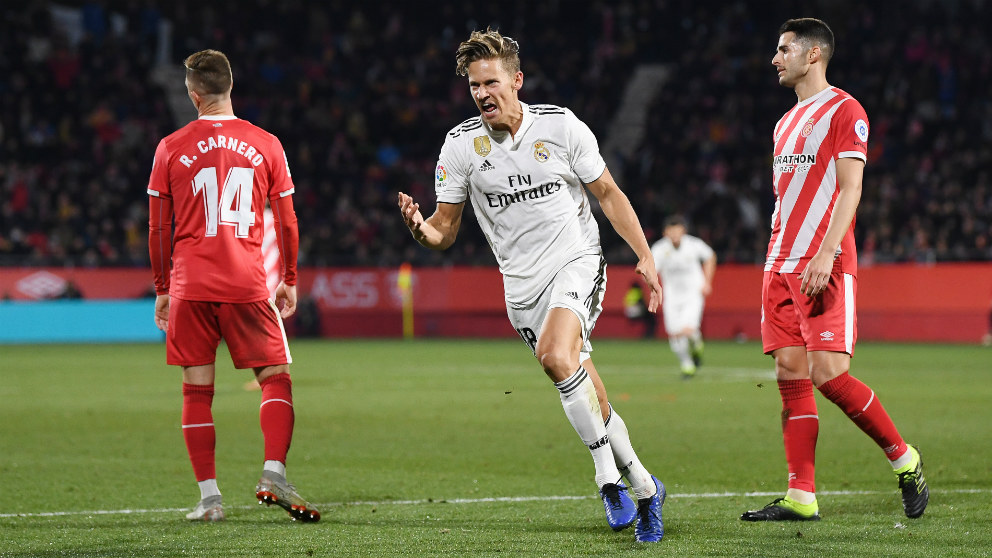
[585,168,662,312]
[397,192,464,251]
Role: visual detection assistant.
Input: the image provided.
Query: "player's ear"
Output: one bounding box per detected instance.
[188,88,201,109]
[808,45,821,64]
[513,71,524,92]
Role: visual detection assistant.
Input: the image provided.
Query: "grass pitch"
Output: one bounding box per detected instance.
[1,339,989,557]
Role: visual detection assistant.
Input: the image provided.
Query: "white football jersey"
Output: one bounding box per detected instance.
[651,234,714,297]
[434,102,606,306]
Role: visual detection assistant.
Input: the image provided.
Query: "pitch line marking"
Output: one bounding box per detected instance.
[1,488,988,519]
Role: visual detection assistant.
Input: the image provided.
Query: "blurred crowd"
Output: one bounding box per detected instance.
[1,0,989,269]
[628,0,992,265]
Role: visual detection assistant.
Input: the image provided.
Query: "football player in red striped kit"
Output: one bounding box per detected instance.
[741,18,928,522]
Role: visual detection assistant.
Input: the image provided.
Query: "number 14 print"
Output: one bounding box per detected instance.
[192,166,256,237]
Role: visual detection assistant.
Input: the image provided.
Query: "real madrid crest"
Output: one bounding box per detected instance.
[473,136,491,157]
[533,141,550,163]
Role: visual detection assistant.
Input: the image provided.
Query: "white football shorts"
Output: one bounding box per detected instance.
[661,290,704,335]
[506,253,606,363]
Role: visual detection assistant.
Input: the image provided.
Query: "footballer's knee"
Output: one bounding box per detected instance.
[536,346,577,382]
[255,364,290,383]
[808,363,847,387]
[772,347,808,381]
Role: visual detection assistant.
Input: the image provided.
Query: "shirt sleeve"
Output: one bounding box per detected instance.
[833,99,870,163]
[146,139,172,199]
[267,135,296,200]
[434,134,470,204]
[269,194,299,286]
[650,240,664,274]
[148,194,173,294]
[694,236,716,262]
[565,109,607,184]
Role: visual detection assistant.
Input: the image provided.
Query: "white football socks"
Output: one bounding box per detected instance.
[263,459,286,479]
[889,446,916,470]
[669,335,694,369]
[555,366,621,488]
[689,330,703,347]
[605,404,656,500]
[198,478,221,500]
[786,487,817,505]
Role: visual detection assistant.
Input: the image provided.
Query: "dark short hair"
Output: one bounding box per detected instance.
[455,27,521,77]
[664,215,687,229]
[184,49,233,95]
[779,18,834,64]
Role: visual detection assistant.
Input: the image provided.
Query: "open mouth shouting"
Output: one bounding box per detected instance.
[480,100,498,118]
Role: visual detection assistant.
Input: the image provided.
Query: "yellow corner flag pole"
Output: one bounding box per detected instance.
[397,262,414,340]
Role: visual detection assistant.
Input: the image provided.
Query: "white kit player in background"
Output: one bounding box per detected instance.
[650,215,716,378]
[397,28,667,543]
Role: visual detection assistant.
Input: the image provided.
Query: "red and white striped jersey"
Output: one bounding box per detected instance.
[765,86,868,275]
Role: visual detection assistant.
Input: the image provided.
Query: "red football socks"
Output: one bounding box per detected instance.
[182,383,216,482]
[818,372,908,460]
[778,379,819,492]
[258,373,295,463]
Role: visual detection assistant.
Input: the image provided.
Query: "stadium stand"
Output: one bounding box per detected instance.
[1,1,988,269]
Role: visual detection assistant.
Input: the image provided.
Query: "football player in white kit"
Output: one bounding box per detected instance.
[650,215,716,378]
[397,28,666,543]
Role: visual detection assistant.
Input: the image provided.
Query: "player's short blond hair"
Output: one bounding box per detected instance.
[455,28,521,77]
[184,49,233,95]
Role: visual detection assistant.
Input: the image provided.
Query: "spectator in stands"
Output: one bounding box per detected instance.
[0,1,988,269]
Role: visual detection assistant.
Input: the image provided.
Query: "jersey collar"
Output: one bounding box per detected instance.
[795,86,834,108]
[198,115,238,120]
[485,101,534,148]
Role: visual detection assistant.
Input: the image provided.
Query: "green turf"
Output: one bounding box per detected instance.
[1,339,989,557]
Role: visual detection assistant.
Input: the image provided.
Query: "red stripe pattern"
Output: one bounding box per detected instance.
[765,87,869,276]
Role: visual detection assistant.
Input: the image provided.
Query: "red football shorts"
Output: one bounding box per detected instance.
[166,298,292,368]
[761,270,857,356]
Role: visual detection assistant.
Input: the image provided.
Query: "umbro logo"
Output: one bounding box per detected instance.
[565,291,579,300]
[479,159,495,172]
[820,331,835,341]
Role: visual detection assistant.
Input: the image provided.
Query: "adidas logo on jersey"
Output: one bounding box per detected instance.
[565,291,579,300]
[479,159,495,172]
